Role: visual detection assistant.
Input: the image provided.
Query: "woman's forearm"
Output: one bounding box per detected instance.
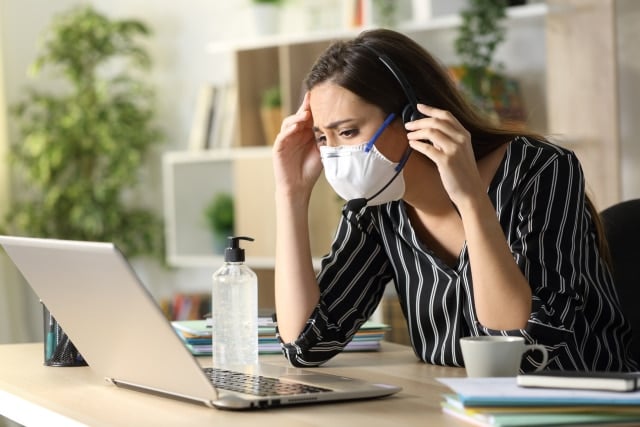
[459,194,532,331]
[274,191,321,343]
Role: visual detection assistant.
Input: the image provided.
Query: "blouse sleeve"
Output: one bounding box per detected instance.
[479,150,593,363]
[276,208,394,367]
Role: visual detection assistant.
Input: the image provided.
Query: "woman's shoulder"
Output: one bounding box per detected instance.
[501,135,585,194]
[510,135,574,157]
[507,135,580,169]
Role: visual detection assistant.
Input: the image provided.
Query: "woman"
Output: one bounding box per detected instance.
[271,28,636,372]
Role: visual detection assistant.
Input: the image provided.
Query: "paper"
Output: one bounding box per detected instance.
[437,377,640,407]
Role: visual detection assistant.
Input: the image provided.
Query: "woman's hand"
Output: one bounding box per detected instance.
[407,104,532,330]
[404,104,484,209]
[273,93,323,342]
[272,92,323,199]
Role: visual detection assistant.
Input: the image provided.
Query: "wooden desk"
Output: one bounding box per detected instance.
[0,342,468,426]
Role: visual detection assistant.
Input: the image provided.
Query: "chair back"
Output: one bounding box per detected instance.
[600,199,640,365]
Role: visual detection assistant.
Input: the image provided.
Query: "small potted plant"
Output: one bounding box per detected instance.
[204,192,234,253]
[260,85,282,145]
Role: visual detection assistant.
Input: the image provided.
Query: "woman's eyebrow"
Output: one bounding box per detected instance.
[312,118,355,133]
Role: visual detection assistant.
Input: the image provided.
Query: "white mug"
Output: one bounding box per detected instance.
[460,336,549,377]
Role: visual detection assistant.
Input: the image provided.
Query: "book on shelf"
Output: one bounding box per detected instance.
[161,292,211,321]
[187,84,217,151]
[186,82,238,151]
[172,318,391,356]
[207,82,237,149]
[437,376,640,427]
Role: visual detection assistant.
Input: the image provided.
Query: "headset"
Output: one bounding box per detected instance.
[343,44,428,213]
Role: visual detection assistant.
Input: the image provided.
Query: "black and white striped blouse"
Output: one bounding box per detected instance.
[277,136,637,372]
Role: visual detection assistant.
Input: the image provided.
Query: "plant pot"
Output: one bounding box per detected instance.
[260,106,283,145]
[42,303,87,367]
[252,4,280,36]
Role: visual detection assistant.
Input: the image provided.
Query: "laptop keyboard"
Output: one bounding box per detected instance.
[203,367,332,397]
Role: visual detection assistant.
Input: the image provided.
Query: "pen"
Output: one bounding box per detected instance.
[46,314,55,361]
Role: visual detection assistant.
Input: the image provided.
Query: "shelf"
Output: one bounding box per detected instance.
[162,151,236,267]
[166,254,323,271]
[207,3,548,54]
[162,147,341,269]
[219,2,549,149]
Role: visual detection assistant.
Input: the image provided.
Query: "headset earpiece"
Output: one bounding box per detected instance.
[402,104,426,124]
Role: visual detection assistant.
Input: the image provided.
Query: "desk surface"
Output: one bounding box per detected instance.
[0,342,468,427]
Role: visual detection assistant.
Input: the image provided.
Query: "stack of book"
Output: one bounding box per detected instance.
[437,376,640,427]
[172,317,390,356]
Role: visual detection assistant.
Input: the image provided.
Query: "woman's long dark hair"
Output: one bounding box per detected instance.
[304,28,610,262]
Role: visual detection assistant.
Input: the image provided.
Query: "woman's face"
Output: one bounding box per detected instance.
[309,82,407,162]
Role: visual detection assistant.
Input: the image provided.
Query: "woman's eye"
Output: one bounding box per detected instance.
[315,135,326,144]
[340,128,359,138]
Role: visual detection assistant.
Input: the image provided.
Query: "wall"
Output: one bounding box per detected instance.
[617,0,640,199]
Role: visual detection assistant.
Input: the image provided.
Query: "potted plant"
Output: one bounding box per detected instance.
[204,192,234,253]
[251,0,284,35]
[260,85,282,145]
[2,5,165,263]
[452,0,526,125]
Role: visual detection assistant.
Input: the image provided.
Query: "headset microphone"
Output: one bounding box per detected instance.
[345,198,367,213]
[345,147,413,213]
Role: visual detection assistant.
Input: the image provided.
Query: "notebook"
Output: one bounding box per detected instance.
[0,235,401,410]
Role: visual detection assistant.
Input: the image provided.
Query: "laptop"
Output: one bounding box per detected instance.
[0,235,401,410]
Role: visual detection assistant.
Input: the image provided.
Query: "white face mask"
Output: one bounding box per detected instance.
[319,114,406,207]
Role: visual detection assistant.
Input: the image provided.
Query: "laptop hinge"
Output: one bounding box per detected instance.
[106,377,216,408]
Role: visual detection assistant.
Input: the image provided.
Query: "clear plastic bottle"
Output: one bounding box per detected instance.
[211,236,258,370]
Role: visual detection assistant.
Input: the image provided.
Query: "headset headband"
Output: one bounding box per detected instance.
[360,44,422,123]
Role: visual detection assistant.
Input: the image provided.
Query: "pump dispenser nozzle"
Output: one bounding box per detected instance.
[224,236,254,262]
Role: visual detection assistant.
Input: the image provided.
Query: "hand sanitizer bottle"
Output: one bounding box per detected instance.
[211,236,258,370]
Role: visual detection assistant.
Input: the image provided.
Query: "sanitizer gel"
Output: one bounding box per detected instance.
[211,236,258,369]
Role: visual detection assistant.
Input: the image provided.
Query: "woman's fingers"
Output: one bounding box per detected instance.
[405,104,469,150]
[296,91,310,113]
[281,95,312,132]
